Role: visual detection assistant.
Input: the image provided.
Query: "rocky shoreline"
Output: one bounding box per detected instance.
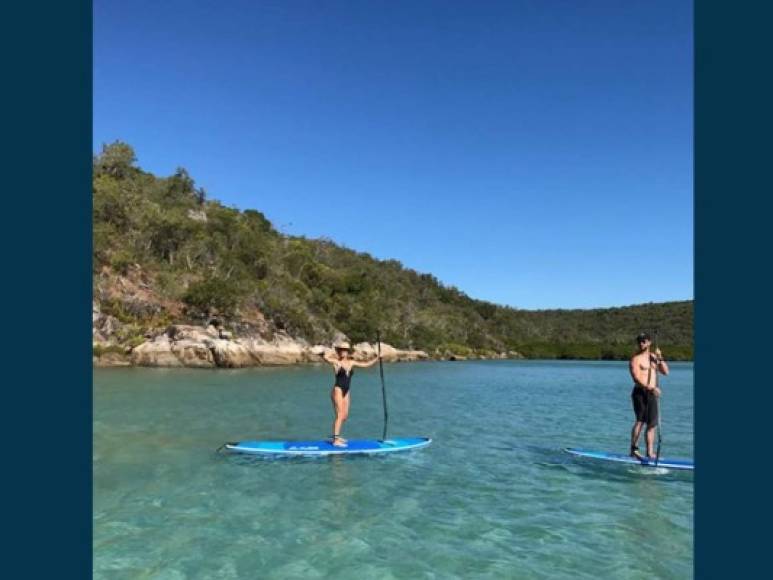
[93,295,523,368]
[94,324,431,368]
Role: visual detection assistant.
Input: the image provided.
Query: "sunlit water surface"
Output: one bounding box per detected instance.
[94,360,693,579]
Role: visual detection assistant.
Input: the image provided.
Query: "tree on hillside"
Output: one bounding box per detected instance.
[166,168,196,201]
[94,141,137,179]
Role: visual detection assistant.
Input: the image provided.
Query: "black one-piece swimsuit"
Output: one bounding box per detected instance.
[335,365,353,396]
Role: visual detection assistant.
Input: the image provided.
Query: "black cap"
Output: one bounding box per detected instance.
[636,332,651,343]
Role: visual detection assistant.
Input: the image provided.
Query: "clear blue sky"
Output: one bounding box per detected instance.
[94,0,693,310]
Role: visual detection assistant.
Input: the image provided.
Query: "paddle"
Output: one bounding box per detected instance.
[376,330,389,441]
[654,328,663,467]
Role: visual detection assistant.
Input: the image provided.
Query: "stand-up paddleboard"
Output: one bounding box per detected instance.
[224,437,431,457]
[564,448,693,471]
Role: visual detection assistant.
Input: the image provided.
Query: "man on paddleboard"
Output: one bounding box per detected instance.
[629,332,669,460]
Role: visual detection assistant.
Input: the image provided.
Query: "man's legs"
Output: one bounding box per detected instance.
[645,424,658,459]
[630,421,645,458]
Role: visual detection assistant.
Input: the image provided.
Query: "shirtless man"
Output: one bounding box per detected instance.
[629,332,669,460]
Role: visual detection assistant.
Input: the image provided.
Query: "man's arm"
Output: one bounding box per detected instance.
[652,348,670,376]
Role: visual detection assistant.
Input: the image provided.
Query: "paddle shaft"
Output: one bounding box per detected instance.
[377,330,389,440]
[654,329,663,467]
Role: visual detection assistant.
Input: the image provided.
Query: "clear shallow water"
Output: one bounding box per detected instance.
[94,360,693,579]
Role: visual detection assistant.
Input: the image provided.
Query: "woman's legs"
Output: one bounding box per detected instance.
[330,386,350,445]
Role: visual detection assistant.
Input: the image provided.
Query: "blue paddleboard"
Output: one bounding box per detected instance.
[564,448,694,471]
[224,437,431,456]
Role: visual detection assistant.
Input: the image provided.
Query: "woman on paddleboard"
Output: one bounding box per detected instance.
[321,342,380,447]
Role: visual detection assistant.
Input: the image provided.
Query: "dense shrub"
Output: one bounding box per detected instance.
[183,278,243,318]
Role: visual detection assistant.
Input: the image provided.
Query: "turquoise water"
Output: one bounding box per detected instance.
[94,360,693,579]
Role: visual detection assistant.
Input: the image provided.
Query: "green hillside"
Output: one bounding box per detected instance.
[93,142,693,360]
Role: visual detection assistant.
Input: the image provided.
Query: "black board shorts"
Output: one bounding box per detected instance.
[631,386,659,426]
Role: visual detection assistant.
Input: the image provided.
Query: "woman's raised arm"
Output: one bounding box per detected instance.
[354,355,380,368]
